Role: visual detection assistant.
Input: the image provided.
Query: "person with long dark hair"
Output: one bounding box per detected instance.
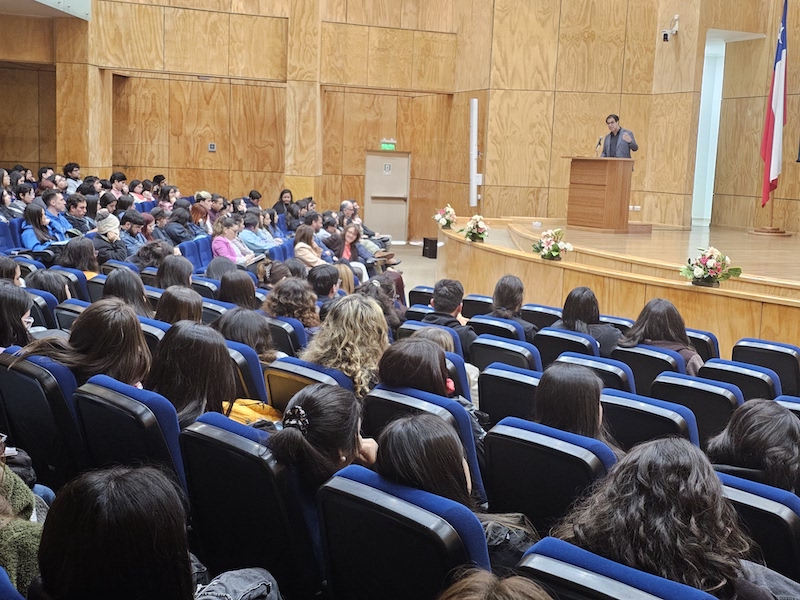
[156,255,193,289]
[155,286,204,324]
[103,267,154,318]
[531,362,623,458]
[20,204,56,251]
[552,437,800,599]
[0,282,33,351]
[272,188,293,216]
[218,270,260,309]
[376,413,537,571]
[164,208,194,245]
[57,236,100,278]
[293,224,327,269]
[489,274,537,343]
[707,399,800,493]
[144,321,236,428]
[25,270,71,303]
[0,257,21,286]
[618,297,702,375]
[550,286,621,357]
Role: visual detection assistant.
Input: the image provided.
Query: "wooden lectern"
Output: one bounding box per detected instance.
[565,157,634,233]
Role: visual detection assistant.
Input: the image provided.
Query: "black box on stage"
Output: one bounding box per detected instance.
[422,238,438,259]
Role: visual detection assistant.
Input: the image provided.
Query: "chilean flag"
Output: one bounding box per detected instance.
[761,0,787,207]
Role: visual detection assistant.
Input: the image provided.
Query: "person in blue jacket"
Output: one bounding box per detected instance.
[21,204,57,251]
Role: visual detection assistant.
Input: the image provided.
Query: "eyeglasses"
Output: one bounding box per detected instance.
[22,316,34,328]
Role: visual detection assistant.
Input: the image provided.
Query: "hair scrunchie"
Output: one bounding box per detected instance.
[283,405,309,436]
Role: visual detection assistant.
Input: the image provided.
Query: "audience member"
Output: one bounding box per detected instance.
[285,257,308,279]
[0,188,14,222]
[150,207,172,243]
[437,570,553,600]
[165,207,194,245]
[422,279,478,361]
[129,240,174,271]
[272,188,293,215]
[211,308,281,367]
[0,282,33,351]
[489,274,537,343]
[551,286,622,357]
[292,224,327,269]
[103,266,154,318]
[412,326,479,408]
[64,193,96,234]
[0,256,21,286]
[307,264,340,316]
[57,236,100,278]
[211,217,254,266]
[155,286,204,324]
[93,211,128,265]
[357,277,404,338]
[218,270,260,309]
[264,277,321,340]
[205,256,237,281]
[156,255,193,289]
[21,204,57,252]
[25,270,71,303]
[119,210,147,256]
[334,262,355,294]
[239,212,277,253]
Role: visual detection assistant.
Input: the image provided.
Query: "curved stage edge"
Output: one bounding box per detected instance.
[435,219,800,359]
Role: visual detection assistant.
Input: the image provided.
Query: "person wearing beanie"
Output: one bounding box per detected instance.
[92,210,128,265]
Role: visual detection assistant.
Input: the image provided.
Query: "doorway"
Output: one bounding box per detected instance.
[364,151,411,242]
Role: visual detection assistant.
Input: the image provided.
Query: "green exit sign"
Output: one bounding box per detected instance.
[381,142,396,151]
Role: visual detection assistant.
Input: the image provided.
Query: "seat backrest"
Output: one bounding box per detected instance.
[13,256,45,277]
[520,303,562,329]
[201,298,236,324]
[650,372,743,447]
[85,273,107,302]
[0,222,19,252]
[485,417,616,535]
[609,345,685,396]
[519,537,716,600]
[50,265,90,301]
[318,465,490,600]
[227,340,269,403]
[138,316,170,356]
[100,259,140,276]
[555,352,636,393]
[405,303,434,321]
[195,235,214,266]
[468,315,525,341]
[180,414,323,596]
[275,316,308,348]
[262,313,301,357]
[74,374,186,489]
[686,327,720,362]
[600,388,700,449]
[719,472,800,582]
[598,314,634,334]
[264,358,347,413]
[8,218,23,247]
[461,294,493,318]
[478,363,542,427]
[445,352,471,405]
[733,338,800,396]
[397,321,464,357]
[191,276,220,299]
[26,288,58,329]
[144,284,164,311]
[267,245,284,261]
[408,285,434,307]
[54,298,90,331]
[698,358,782,400]
[470,334,542,371]
[0,566,24,600]
[534,327,599,367]
[365,385,486,502]
[139,266,159,287]
[0,349,85,490]
[178,240,202,271]
[775,394,800,419]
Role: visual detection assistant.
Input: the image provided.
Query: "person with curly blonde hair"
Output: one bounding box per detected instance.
[263,277,321,339]
[300,294,388,398]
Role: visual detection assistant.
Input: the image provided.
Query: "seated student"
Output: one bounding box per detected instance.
[114,194,135,217]
[21,204,58,252]
[98,191,118,215]
[189,203,211,238]
[144,321,236,429]
[103,267,154,318]
[551,286,622,358]
[412,327,479,409]
[489,274,537,344]
[285,202,302,232]
[293,224,327,269]
[42,189,71,241]
[618,298,703,375]
[285,258,308,279]
[63,193,96,234]
[239,212,277,253]
[0,282,33,352]
[706,399,800,493]
[263,208,284,240]
[218,270,260,310]
[272,188,293,216]
[150,207,173,244]
[437,570,554,600]
[421,279,478,361]
[532,363,624,458]
[258,260,290,291]
[156,255,193,289]
[26,270,71,303]
[16,298,151,387]
[334,263,355,295]
[129,239,175,271]
[93,211,128,265]
[57,236,100,279]
[552,437,800,600]
[119,209,147,257]
[165,208,195,245]
[307,264,340,317]
[357,276,405,339]
[301,294,388,399]
[0,256,21,286]
[37,465,281,600]
[9,183,35,218]
[155,286,204,325]
[264,277,322,342]
[376,413,537,571]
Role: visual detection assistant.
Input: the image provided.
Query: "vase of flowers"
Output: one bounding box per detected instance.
[433,204,457,229]
[458,214,489,242]
[679,247,742,287]
[532,229,573,260]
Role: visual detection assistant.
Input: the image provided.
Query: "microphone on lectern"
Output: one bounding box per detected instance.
[595,137,603,157]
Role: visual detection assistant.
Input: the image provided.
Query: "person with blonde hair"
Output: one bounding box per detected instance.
[301,294,389,399]
[334,263,355,294]
[437,569,553,600]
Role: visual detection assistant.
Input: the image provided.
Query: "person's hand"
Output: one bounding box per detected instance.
[622,132,632,143]
[107,230,119,242]
[173,246,181,256]
[357,435,378,466]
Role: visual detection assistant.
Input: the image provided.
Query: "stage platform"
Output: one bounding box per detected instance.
[434,218,800,359]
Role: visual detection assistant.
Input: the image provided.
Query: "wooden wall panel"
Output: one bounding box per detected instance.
[92,2,164,70]
[486,90,554,187]
[556,0,627,93]
[229,171,284,199]
[320,23,369,85]
[714,97,763,197]
[563,269,646,320]
[341,175,364,203]
[341,93,398,175]
[231,0,290,17]
[170,0,230,11]
[722,39,771,99]
[56,63,90,167]
[164,9,229,75]
[0,16,54,64]
[55,17,88,63]
[230,84,285,172]
[89,67,114,169]
[347,0,402,28]
[112,77,170,168]
[318,174,342,209]
[752,198,800,231]
[619,93,652,192]
[453,0,493,91]
[229,16,287,80]
[438,181,471,219]
[490,0,559,91]
[170,168,231,198]
[622,0,657,94]
[168,80,230,170]
[408,95,449,181]
[643,92,699,195]
[321,0,347,22]
[0,69,40,165]
[401,0,453,32]
[776,95,800,201]
[412,31,456,92]
[711,195,756,229]
[547,188,568,218]
[408,178,441,241]
[287,0,321,81]
[702,0,769,37]
[651,0,701,94]
[39,70,57,165]
[549,92,619,189]
[367,27,414,89]
[483,187,548,219]
[640,193,691,227]
[285,80,322,176]
[322,90,345,174]
[760,304,800,347]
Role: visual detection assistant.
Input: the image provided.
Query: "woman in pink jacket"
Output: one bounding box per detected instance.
[211,217,254,266]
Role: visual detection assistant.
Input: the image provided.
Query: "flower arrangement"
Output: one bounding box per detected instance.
[532,228,573,260]
[433,204,457,229]
[680,246,742,286]
[458,214,489,242]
